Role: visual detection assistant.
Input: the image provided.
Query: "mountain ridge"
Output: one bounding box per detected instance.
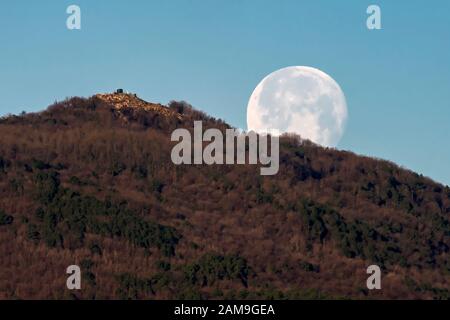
[0,93,449,299]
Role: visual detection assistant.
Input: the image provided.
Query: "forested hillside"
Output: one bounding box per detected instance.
[0,94,449,299]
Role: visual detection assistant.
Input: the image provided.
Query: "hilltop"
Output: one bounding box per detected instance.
[0,93,449,299]
[94,92,183,120]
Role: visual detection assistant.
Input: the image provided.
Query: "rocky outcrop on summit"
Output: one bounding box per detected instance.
[95,92,183,120]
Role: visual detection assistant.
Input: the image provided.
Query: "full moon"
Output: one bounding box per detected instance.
[247,66,348,147]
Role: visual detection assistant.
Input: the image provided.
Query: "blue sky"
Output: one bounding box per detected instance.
[1,0,449,185]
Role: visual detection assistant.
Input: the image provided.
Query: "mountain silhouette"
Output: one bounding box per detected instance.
[0,93,448,299]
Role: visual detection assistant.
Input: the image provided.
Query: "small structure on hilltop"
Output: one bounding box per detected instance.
[116,89,124,94]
